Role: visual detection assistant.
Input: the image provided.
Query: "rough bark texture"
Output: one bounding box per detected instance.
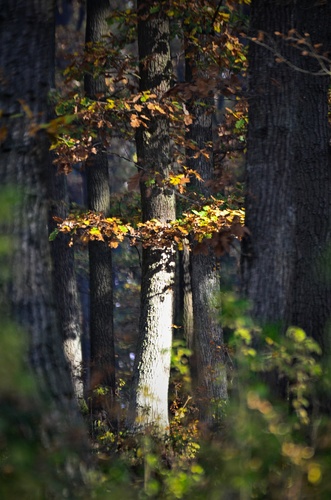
[185,40,228,424]
[85,0,116,421]
[242,1,331,395]
[0,0,88,474]
[127,0,176,433]
[48,166,84,399]
[290,4,331,358]
[182,241,194,346]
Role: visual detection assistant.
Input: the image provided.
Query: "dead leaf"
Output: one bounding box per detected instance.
[127,172,142,192]
[130,114,141,127]
[184,114,193,126]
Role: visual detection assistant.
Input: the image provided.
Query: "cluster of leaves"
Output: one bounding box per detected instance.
[217,98,248,152]
[52,199,245,256]
[45,0,250,175]
[47,90,201,174]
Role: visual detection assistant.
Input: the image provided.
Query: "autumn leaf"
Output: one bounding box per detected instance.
[109,240,119,248]
[130,114,141,127]
[184,114,193,126]
[127,172,142,191]
[146,102,167,114]
[257,31,264,42]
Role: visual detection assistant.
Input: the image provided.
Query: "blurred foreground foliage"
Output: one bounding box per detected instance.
[2,288,331,499]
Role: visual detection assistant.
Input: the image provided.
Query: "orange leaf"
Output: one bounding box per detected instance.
[109,240,119,248]
[184,114,193,126]
[130,114,141,127]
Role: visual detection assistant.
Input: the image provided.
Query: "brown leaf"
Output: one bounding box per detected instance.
[127,172,142,192]
[184,114,193,126]
[257,31,264,42]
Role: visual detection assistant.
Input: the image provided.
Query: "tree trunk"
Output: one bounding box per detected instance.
[290,2,331,358]
[0,0,88,475]
[242,0,331,401]
[84,0,116,424]
[48,166,84,399]
[127,0,176,433]
[185,36,228,425]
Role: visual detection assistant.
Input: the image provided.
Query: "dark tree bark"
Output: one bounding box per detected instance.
[0,0,88,476]
[48,166,84,399]
[242,0,331,402]
[242,2,299,328]
[127,0,176,433]
[290,4,331,358]
[84,0,116,423]
[184,35,228,425]
[49,11,84,398]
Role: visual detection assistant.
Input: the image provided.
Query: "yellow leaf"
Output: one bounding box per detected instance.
[219,12,230,22]
[106,99,115,109]
[308,464,322,484]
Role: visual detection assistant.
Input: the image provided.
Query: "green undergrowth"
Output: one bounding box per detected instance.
[2,287,331,498]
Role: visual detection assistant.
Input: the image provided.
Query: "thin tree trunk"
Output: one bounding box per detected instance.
[127,0,176,433]
[84,0,116,423]
[182,241,194,347]
[48,166,84,399]
[185,35,228,425]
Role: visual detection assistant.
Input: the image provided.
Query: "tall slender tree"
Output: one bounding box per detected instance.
[48,166,84,399]
[127,0,176,433]
[84,0,116,423]
[184,29,228,426]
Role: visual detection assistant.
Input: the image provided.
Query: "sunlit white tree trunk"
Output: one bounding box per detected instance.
[127,0,176,433]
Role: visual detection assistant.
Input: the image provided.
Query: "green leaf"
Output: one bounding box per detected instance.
[235,118,246,130]
[149,5,160,14]
[49,228,59,241]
